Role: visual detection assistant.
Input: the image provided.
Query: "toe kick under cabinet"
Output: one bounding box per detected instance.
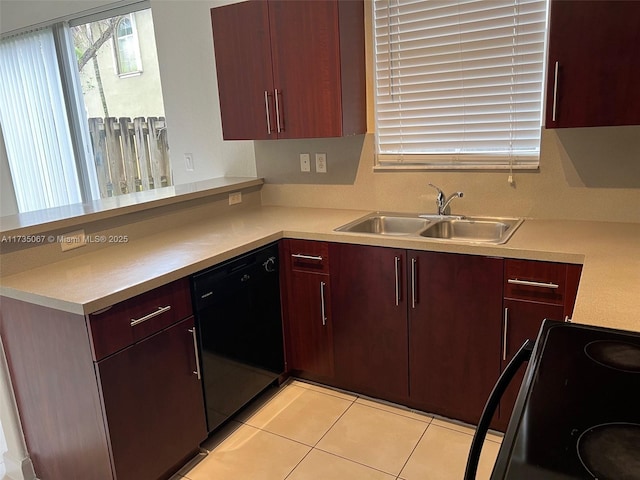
[0,278,207,480]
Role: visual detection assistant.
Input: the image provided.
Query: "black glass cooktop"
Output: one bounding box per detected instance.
[493,321,640,480]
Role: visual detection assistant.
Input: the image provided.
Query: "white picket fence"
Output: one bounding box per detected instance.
[88,116,171,198]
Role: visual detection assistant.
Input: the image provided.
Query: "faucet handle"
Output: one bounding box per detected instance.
[428,183,444,195]
[428,183,445,214]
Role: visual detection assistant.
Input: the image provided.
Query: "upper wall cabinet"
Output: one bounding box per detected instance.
[545,1,640,128]
[210,0,366,140]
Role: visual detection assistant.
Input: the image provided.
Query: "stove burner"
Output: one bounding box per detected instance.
[584,341,640,373]
[577,423,640,480]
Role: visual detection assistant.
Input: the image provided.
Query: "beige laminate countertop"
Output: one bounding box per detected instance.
[0,206,638,332]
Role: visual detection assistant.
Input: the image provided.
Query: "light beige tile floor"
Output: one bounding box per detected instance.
[176,379,502,480]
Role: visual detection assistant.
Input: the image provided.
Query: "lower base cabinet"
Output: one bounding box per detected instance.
[281,239,334,382]
[328,244,504,423]
[408,251,503,425]
[329,243,409,403]
[0,279,207,480]
[497,299,564,431]
[97,316,207,480]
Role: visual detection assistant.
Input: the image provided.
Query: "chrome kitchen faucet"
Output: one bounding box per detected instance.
[428,183,464,215]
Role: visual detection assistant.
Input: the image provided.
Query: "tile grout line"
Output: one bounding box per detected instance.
[394,418,430,479]
[282,393,358,480]
[309,397,432,478]
[430,421,503,445]
[354,398,434,425]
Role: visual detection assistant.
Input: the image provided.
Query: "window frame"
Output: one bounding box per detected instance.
[113,13,143,77]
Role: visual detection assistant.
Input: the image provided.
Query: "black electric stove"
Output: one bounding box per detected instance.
[491,320,640,480]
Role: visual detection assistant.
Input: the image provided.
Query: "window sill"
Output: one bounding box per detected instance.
[373,165,540,172]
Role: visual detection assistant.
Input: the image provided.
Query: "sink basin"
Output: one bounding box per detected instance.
[335,213,431,236]
[335,212,523,244]
[420,216,523,244]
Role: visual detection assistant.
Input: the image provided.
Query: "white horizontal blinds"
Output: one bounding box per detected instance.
[0,29,82,212]
[374,0,547,167]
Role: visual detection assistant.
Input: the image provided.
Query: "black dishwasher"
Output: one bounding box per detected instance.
[191,242,284,433]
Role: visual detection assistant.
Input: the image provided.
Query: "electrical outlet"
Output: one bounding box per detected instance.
[184,153,194,171]
[300,153,311,172]
[60,229,86,251]
[229,192,242,205]
[315,153,327,173]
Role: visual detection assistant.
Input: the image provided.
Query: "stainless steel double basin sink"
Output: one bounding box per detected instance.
[335,212,524,245]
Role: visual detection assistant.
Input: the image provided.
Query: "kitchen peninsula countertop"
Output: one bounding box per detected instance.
[1,206,638,332]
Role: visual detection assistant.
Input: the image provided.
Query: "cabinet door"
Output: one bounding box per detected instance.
[285,271,334,380]
[268,0,344,138]
[408,252,503,425]
[496,300,564,431]
[329,243,409,403]
[545,1,640,127]
[97,317,207,480]
[211,1,275,139]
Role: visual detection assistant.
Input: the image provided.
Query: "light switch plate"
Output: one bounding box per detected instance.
[229,192,242,205]
[60,229,86,251]
[300,153,311,172]
[184,153,194,171]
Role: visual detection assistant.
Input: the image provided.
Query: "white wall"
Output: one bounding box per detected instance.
[149,0,255,185]
[0,0,256,216]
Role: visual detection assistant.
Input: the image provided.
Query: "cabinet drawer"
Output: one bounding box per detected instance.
[286,239,329,274]
[88,278,192,361]
[504,259,567,305]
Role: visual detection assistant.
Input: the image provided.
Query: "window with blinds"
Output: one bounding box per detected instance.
[373,0,548,169]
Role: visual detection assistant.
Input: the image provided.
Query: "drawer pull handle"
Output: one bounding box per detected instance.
[188,328,202,380]
[130,305,171,327]
[291,253,323,261]
[508,279,559,289]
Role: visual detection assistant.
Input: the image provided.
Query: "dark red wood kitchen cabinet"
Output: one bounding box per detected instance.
[281,239,335,381]
[0,278,207,480]
[97,316,207,480]
[329,243,409,404]
[407,252,504,425]
[210,0,366,140]
[545,0,640,128]
[496,259,583,431]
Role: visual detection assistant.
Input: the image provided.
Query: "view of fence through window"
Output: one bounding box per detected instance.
[72,8,171,198]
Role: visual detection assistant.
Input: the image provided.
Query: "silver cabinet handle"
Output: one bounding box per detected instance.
[291,253,323,261]
[411,257,417,309]
[188,327,201,380]
[552,61,559,122]
[508,279,559,289]
[130,305,171,327]
[320,281,327,326]
[394,256,400,306]
[503,307,508,361]
[275,88,282,133]
[264,90,272,135]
